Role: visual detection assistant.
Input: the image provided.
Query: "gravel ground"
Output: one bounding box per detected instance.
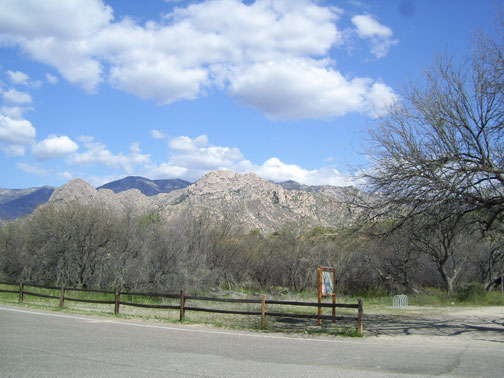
[362,306,504,342]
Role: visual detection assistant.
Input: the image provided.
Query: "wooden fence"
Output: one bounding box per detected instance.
[0,281,363,335]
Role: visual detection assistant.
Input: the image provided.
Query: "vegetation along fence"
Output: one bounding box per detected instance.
[0,281,363,335]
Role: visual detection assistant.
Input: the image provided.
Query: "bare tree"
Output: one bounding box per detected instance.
[361,16,504,230]
[407,213,476,297]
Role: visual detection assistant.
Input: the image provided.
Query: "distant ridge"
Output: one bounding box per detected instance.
[0,186,55,221]
[47,171,359,233]
[1,173,361,227]
[97,176,191,196]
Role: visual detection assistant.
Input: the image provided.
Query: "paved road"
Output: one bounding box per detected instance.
[1,305,503,377]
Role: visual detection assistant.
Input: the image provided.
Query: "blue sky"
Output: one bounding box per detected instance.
[0,0,499,189]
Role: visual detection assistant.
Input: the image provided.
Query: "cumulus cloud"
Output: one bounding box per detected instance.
[1,105,33,119]
[145,163,189,180]
[0,0,397,120]
[362,81,398,118]
[7,70,29,85]
[6,70,42,88]
[168,134,208,152]
[151,129,167,139]
[0,114,36,144]
[32,135,79,159]
[145,135,353,185]
[147,135,244,181]
[351,14,398,58]
[248,158,354,186]
[229,58,396,119]
[68,138,151,174]
[2,88,32,104]
[0,0,113,92]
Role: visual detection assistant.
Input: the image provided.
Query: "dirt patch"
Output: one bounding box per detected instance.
[362,306,504,342]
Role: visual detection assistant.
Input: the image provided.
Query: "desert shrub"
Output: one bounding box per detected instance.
[455,282,485,302]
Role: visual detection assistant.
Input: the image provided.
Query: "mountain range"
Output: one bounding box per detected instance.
[0,172,359,231]
[0,186,55,221]
[97,176,191,196]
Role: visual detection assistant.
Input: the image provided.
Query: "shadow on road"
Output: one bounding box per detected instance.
[268,308,504,342]
[362,312,504,342]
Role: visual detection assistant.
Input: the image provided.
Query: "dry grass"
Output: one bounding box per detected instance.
[0,284,361,336]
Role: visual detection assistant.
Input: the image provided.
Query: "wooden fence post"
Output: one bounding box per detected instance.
[59,284,65,308]
[357,298,363,335]
[179,290,185,321]
[332,294,336,322]
[114,287,120,315]
[317,268,322,326]
[19,280,24,303]
[261,294,267,330]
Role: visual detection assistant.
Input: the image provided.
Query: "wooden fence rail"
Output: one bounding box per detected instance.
[0,281,363,335]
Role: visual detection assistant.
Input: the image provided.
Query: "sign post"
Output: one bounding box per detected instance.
[317,266,336,326]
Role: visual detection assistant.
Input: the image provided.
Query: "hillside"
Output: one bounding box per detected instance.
[0,187,55,221]
[97,176,190,196]
[47,171,358,232]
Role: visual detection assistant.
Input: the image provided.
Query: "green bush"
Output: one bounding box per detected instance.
[455,282,485,302]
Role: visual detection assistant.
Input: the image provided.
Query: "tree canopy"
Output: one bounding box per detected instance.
[362,16,504,230]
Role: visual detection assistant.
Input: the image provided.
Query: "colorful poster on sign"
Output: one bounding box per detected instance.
[322,271,334,295]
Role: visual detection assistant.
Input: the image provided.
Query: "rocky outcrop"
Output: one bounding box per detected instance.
[47,170,358,233]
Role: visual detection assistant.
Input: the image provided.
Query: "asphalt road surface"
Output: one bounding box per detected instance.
[1,305,503,377]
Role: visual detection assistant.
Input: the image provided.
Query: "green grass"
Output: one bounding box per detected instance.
[2,282,503,337]
[0,283,363,337]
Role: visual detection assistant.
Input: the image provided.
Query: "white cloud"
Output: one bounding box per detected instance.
[148,135,244,181]
[0,0,397,120]
[147,135,245,180]
[16,162,73,180]
[6,70,42,87]
[0,0,113,92]
[229,58,396,119]
[84,173,125,188]
[109,60,208,105]
[2,88,32,104]
[146,135,353,185]
[16,162,50,176]
[168,134,208,152]
[0,114,36,144]
[362,81,398,118]
[248,158,353,186]
[145,162,188,180]
[1,144,25,156]
[77,135,95,143]
[351,14,398,58]
[68,139,151,174]
[0,105,33,119]
[32,135,79,159]
[352,14,392,38]
[17,132,354,186]
[46,73,58,84]
[7,70,29,85]
[172,145,243,171]
[151,129,167,139]
[0,0,113,40]
[59,170,73,180]
[24,38,104,93]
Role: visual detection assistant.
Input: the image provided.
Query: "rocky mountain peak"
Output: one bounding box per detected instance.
[49,178,97,202]
[185,170,286,204]
[6,170,361,232]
